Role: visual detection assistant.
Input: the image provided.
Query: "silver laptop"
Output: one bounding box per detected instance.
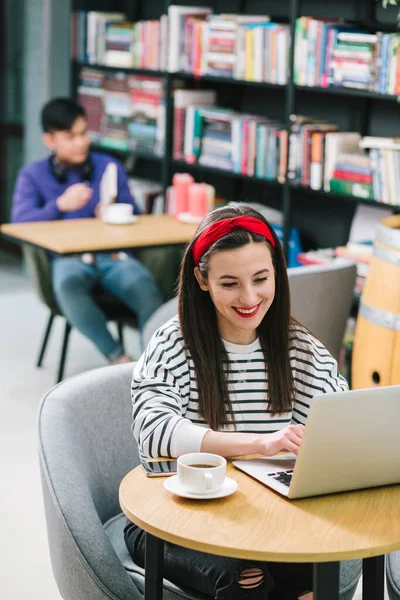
[233,385,400,499]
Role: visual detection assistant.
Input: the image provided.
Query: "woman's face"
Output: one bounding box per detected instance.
[195,241,275,344]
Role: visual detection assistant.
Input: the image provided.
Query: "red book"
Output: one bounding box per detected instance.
[173,107,185,159]
[333,169,373,184]
[241,120,249,175]
[395,44,400,96]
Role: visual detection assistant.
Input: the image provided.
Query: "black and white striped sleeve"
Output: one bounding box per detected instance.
[291,329,349,426]
[131,322,210,460]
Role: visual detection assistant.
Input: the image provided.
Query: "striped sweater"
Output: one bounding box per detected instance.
[131,316,348,460]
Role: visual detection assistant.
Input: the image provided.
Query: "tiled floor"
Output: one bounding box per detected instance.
[0,251,140,599]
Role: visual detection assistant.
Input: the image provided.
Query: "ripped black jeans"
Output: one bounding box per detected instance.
[124,522,313,600]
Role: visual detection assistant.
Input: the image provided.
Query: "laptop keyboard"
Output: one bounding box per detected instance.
[268,470,294,487]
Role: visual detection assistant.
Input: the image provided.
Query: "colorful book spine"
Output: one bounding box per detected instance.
[329,179,374,199]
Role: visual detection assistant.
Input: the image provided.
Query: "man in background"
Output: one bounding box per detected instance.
[12,97,163,364]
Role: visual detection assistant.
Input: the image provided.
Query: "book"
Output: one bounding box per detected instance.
[167,5,213,72]
[323,132,362,191]
[329,179,374,199]
[173,90,217,160]
[360,136,400,150]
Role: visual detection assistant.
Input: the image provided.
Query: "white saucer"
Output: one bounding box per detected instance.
[164,475,238,499]
[101,215,138,225]
[176,212,203,224]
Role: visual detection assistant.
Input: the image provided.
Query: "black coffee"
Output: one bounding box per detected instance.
[187,463,217,469]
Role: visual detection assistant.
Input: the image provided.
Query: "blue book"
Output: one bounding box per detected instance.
[381,35,390,94]
[266,129,277,180]
[255,125,266,178]
[335,162,372,176]
[369,149,381,201]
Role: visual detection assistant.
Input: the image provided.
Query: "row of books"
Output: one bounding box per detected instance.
[71,11,168,70]
[78,69,167,154]
[72,10,400,95]
[287,118,400,205]
[294,17,400,94]
[78,67,400,204]
[174,92,287,180]
[362,137,400,206]
[71,9,289,83]
[177,12,290,83]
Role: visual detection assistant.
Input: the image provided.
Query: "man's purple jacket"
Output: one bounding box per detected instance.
[11,151,139,223]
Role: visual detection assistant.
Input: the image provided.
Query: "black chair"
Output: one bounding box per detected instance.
[23,246,137,382]
[23,244,184,383]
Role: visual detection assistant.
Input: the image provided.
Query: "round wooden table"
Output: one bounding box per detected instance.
[120,461,400,600]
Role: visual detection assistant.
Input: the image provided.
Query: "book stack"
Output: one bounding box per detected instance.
[331,32,377,90]
[198,108,236,171]
[251,120,287,181]
[173,90,217,160]
[201,15,275,80]
[171,11,289,84]
[132,17,169,71]
[78,70,171,156]
[294,18,381,91]
[71,12,169,70]
[287,116,338,186]
[71,11,127,64]
[102,73,131,151]
[167,5,213,72]
[179,104,286,180]
[72,9,289,84]
[329,153,373,199]
[201,14,239,78]
[77,68,105,141]
[127,76,166,156]
[322,132,362,191]
[375,33,400,95]
[236,21,290,84]
[361,136,400,205]
[104,21,135,68]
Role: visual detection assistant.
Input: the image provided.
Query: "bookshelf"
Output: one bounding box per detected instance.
[71,0,400,258]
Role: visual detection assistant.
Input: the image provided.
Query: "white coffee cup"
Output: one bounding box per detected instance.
[177,453,226,494]
[101,203,133,223]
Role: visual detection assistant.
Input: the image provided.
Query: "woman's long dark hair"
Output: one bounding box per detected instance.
[178,205,294,431]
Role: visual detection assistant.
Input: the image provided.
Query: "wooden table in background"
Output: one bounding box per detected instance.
[0,215,198,254]
[120,461,400,600]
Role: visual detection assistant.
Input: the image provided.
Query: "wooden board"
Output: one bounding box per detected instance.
[0,215,198,254]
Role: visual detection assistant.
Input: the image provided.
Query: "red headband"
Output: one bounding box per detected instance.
[192,216,276,266]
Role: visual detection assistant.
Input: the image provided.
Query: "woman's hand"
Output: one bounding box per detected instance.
[257,424,305,456]
[200,425,305,458]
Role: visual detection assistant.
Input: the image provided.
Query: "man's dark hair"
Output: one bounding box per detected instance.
[41,98,86,133]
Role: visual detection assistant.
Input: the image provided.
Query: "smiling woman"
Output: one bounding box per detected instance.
[179,206,294,426]
[194,242,276,345]
[126,204,352,600]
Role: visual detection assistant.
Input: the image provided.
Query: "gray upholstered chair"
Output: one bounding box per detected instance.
[38,363,205,600]
[38,363,361,600]
[143,261,357,362]
[387,553,400,599]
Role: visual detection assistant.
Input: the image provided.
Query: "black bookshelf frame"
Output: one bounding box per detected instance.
[71,0,400,258]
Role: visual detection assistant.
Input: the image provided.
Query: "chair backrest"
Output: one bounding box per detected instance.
[135,245,184,301]
[288,261,356,360]
[23,245,60,313]
[38,363,142,600]
[142,261,357,361]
